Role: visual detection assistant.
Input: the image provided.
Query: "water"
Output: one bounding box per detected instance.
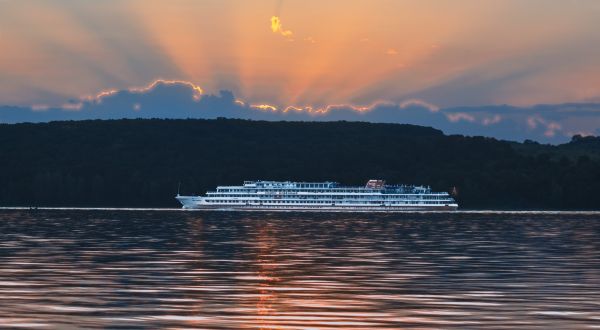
[1,210,600,329]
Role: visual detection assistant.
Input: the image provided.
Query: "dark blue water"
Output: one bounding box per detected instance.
[1,210,599,329]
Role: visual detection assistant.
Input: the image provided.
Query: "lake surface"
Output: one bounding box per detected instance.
[1,210,600,329]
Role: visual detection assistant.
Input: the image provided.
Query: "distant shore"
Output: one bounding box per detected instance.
[2,119,600,210]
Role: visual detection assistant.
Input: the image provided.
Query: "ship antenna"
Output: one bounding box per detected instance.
[177,182,181,196]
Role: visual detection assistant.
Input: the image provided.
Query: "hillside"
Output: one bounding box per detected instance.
[1,118,599,209]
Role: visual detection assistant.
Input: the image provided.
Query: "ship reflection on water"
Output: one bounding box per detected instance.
[0,210,600,329]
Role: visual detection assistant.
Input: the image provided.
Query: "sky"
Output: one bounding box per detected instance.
[1,0,600,143]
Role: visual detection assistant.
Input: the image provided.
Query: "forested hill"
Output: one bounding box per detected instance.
[1,118,600,210]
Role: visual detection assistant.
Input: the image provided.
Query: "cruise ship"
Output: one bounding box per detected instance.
[176,180,458,211]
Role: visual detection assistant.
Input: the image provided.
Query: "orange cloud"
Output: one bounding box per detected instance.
[61,79,444,122]
[248,100,437,116]
[46,79,206,111]
[544,122,561,137]
[82,79,204,104]
[31,104,51,111]
[60,102,84,111]
[251,104,278,111]
[527,116,562,137]
[270,16,293,39]
[482,114,502,126]
[16,78,595,142]
[399,99,439,112]
[446,112,476,123]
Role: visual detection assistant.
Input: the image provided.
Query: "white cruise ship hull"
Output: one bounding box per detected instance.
[176,196,458,212]
[179,205,457,212]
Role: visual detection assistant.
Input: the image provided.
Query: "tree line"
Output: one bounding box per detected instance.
[1,118,599,209]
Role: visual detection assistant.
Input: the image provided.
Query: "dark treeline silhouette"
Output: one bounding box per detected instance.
[1,118,600,209]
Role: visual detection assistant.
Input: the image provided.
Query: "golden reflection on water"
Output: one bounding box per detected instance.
[254,223,280,330]
[1,210,600,329]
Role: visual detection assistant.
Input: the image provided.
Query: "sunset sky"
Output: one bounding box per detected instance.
[2,0,600,142]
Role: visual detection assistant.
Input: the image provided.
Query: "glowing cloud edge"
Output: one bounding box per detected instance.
[25,79,569,140]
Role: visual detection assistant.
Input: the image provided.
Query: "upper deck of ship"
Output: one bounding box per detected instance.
[243,181,339,189]
[213,180,437,195]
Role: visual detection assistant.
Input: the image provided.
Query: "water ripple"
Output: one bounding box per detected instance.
[1,210,600,329]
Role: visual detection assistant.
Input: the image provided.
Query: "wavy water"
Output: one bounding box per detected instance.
[1,210,600,329]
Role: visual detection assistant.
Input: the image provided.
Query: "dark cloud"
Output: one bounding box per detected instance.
[1,81,597,144]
